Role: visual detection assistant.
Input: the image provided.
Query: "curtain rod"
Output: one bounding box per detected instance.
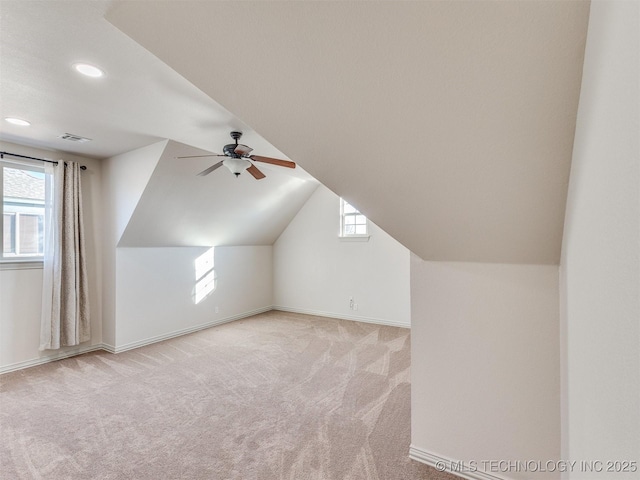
[0,151,87,170]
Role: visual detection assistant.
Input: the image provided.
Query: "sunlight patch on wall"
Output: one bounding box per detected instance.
[194,247,216,304]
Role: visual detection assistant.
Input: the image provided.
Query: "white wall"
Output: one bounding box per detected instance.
[100,140,276,351]
[561,1,640,478]
[101,141,165,346]
[273,185,410,327]
[410,258,560,480]
[0,141,103,372]
[114,246,272,351]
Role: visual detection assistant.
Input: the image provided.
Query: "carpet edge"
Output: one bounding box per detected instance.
[273,305,410,329]
[0,306,273,374]
[0,344,108,375]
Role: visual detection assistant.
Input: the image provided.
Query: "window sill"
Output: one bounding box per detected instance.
[0,260,44,270]
[339,235,370,242]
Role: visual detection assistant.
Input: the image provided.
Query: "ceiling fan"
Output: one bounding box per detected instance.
[177,131,296,179]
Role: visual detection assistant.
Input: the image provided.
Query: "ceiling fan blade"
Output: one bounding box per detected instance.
[247,164,266,180]
[177,154,225,159]
[197,161,224,176]
[234,144,253,156]
[249,155,296,169]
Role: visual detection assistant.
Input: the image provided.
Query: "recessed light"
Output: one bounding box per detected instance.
[73,63,104,78]
[4,117,31,126]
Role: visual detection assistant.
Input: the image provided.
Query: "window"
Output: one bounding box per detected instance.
[1,160,48,261]
[340,198,368,237]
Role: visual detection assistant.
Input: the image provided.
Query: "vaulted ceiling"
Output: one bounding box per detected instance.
[0,0,292,161]
[108,0,590,264]
[119,140,319,247]
[0,1,590,263]
[0,0,319,249]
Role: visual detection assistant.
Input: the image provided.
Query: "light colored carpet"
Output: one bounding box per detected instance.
[1,311,456,480]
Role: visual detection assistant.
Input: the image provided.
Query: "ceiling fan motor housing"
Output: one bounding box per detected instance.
[223,143,242,157]
[224,131,245,158]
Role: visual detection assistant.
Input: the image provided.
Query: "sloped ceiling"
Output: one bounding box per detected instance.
[119,140,319,247]
[107,1,590,264]
[0,0,279,161]
[0,1,321,251]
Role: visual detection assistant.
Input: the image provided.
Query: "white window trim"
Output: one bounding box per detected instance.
[0,260,43,270]
[339,235,370,242]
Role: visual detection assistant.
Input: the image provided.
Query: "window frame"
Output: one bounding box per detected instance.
[339,198,370,240]
[0,159,48,268]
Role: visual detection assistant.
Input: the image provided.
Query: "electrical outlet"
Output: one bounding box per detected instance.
[349,297,354,309]
[353,303,358,311]
[215,306,219,314]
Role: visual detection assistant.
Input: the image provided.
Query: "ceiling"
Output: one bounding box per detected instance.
[0,0,289,162]
[1,1,591,264]
[119,140,319,247]
[0,0,320,250]
[107,0,590,264]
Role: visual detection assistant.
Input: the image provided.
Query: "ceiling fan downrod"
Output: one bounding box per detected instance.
[223,131,244,158]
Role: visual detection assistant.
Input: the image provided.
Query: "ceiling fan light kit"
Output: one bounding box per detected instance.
[223,157,251,177]
[178,131,296,180]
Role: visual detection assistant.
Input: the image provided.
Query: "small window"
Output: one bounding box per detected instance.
[1,161,48,261]
[340,198,368,237]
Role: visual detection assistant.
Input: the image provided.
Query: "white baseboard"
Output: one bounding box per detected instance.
[100,343,116,354]
[273,305,410,328]
[108,306,274,354]
[0,343,109,375]
[2,306,403,374]
[0,306,272,374]
[409,445,511,480]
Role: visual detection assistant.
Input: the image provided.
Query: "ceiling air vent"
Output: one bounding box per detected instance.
[58,133,92,143]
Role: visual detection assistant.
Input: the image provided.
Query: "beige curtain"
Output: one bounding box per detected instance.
[40,161,90,350]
